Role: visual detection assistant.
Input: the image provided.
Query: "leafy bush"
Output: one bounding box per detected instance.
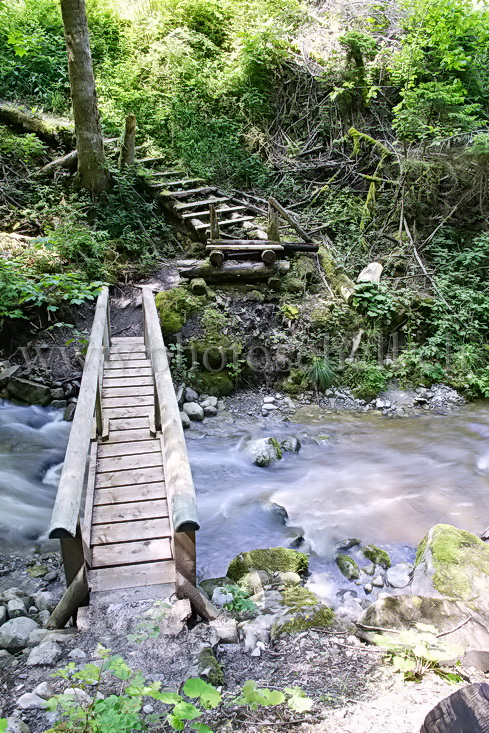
[221,584,256,614]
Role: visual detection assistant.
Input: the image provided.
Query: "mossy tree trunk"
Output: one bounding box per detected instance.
[60,0,109,194]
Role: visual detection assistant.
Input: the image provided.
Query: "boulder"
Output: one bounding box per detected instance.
[209,618,238,644]
[245,437,282,467]
[180,411,191,429]
[26,640,62,666]
[357,595,489,661]
[238,570,270,595]
[32,681,54,699]
[361,544,391,569]
[271,586,334,638]
[387,562,412,589]
[16,693,46,710]
[182,402,204,421]
[336,554,360,580]
[357,262,383,284]
[0,606,6,625]
[7,378,51,406]
[197,647,224,686]
[412,524,489,615]
[275,571,301,586]
[280,437,301,453]
[238,613,278,652]
[0,365,20,388]
[7,600,26,619]
[32,592,56,613]
[227,547,308,582]
[6,718,30,733]
[0,617,39,650]
[184,387,200,402]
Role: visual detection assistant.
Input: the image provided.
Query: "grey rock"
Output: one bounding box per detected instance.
[372,575,384,588]
[182,402,204,421]
[280,437,301,453]
[201,396,218,409]
[50,400,67,409]
[386,562,412,589]
[335,538,361,552]
[238,614,278,651]
[265,502,288,524]
[2,589,30,603]
[203,405,217,417]
[32,681,54,699]
[28,607,38,615]
[0,606,7,626]
[209,618,238,644]
[50,388,65,400]
[32,592,56,613]
[43,571,58,583]
[16,693,46,710]
[6,717,30,733]
[364,583,373,594]
[63,403,76,421]
[7,378,51,406]
[67,648,87,660]
[363,563,376,576]
[275,572,301,586]
[37,610,50,626]
[212,588,234,607]
[143,704,154,714]
[199,577,232,600]
[238,570,270,595]
[62,688,92,708]
[8,600,26,620]
[180,411,191,429]
[0,364,20,388]
[375,398,391,410]
[184,387,199,402]
[0,618,39,650]
[245,437,282,467]
[27,640,62,666]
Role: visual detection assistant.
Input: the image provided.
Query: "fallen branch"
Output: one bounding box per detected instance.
[0,103,74,147]
[436,616,471,639]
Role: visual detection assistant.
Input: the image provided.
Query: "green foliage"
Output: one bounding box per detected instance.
[220,584,256,614]
[353,282,396,322]
[0,720,7,732]
[0,125,46,161]
[344,360,391,401]
[373,623,464,682]
[46,646,313,733]
[302,356,336,391]
[155,286,204,335]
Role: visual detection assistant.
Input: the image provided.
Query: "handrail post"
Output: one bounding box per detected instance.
[60,519,85,587]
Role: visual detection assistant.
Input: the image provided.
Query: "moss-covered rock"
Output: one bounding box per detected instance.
[155,286,203,335]
[272,603,334,638]
[197,647,224,687]
[227,547,308,583]
[189,335,242,370]
[281,586,318,610]
[336,554,360,580]
[246,437,282,467]
[199,576,232,600]
[412,524,489,611]
[281,368,304,396]
[361,545,391,569]
[238,570,271,595]
[190,370,235,396]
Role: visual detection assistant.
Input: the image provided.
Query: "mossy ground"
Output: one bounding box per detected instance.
[155,286,204,335]
[227,547,309,583]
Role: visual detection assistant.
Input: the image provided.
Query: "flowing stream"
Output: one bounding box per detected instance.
[2,398,489,605]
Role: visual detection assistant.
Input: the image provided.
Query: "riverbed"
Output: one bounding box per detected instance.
[2,398,489,606]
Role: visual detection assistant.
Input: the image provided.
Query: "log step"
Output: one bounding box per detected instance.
[175,197,230,210]
[206,243,284,251]
[164,187,216,199]
[150,170,186,177]
[181,205,246,219]
[195,216,254,230]
[152,178,204,188]
[137,156,166,165]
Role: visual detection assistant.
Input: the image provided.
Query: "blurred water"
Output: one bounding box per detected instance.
[187,403,489,601]
[0,400,70,550]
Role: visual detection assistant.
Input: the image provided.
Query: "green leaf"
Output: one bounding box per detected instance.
[167,713,185,731]
[191,724,215,733]
[172,702,201,720]
[184,678,222,709]
[154,691,182,704]
[0,720,7,732]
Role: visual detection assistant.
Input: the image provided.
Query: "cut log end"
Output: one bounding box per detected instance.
[261,249,277,265]
[209,250,224,267]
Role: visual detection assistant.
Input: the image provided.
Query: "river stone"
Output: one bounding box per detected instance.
[412,524,489,615]
[280,437,301,453]
[50,388,65,400]
[27,640,62,666]
[202,404,217,417]
[245,437,282,467]
[361,544,391,569]
[264,502,288,524]
[201,396,218,409]
[212,588,234,607]
[63,403,76,421]
[7,600,26,619]
[7,378,51,406]
[209,618,238,644]
[238,613,278,651]
[0,364,20,388]
[182,402,204,421]
[199,577,232,600]
[336,554,360,580]
[238,570,270,595]
[276,571,301,586]
[227,547,308,582]
[6,718,30,733]
[357,595,489,662]
[16,693,46,710]
[32,592,56,613]
[335,538,361,552]
[184,387,199,402]
[387,562,412,588]
[33,681,54,699]
[0,606,7,626]
[0,617,39,650]
[180,411,190,429]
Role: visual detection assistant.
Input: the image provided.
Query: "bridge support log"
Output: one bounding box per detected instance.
[46,566,89,629]
[177,259,289,281]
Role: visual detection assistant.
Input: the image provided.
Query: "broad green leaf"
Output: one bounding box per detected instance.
[167,713,185,731]
[154,691,182,704]
[172,702,201,720]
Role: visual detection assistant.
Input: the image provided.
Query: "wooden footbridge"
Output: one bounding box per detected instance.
[46,286,210,627]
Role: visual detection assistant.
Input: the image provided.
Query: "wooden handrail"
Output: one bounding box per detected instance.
[48,286,110,539]
[141,286,200,533]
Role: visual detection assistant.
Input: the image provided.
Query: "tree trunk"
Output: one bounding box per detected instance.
[60,0,109,194]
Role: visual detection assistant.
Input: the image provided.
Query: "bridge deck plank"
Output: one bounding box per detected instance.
[98,440,159,458]
[93,483,165,506]
[95,465,164,489]
[91,517,171,545]
[106,359,151,369]
[102,395,154,408]
[92,538,172,568]
[106,428,152,443]
[103,367,153,378]
[102,385,154,398]
[89,561,175,593]
[104,405,153,419]
[109,416,150,431]
[92,498,169,525]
